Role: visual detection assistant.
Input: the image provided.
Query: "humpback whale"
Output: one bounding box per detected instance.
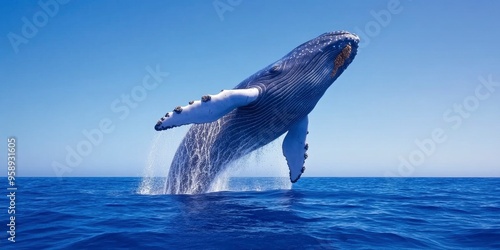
[155,31,359,194]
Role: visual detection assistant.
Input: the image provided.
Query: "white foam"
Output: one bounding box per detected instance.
[208,135,292,193]
[137,127,189,195]
[139,128,292,195]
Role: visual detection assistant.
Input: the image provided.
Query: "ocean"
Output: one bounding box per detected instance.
[4,177,500,249]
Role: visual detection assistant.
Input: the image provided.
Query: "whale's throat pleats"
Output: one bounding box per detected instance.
[331,44,352,78]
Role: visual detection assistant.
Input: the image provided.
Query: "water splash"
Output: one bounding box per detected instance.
[207,135,292,193]
[139,128,292,195]
[164,121,224,194]
[137,127,189,195]
[137,133,168,195]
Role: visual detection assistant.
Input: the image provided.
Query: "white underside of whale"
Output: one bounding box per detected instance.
[156,88,260,130]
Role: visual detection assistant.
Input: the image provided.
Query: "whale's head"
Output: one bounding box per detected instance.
[235,30,360,121]
[256,31,359,92]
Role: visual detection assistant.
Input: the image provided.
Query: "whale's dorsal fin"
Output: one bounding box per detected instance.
[155,88,260,131]
[282,116,309,183]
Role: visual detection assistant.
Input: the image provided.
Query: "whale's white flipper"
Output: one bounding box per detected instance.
[155,88,260,130]
[282,116,309,183]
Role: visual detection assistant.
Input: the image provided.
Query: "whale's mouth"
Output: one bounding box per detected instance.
[331,44,352,78]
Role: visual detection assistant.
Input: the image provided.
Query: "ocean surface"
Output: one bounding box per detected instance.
[5,177,500,249]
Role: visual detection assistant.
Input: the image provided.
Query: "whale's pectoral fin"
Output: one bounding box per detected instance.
[154,87,260,131]
[282,116,309,183]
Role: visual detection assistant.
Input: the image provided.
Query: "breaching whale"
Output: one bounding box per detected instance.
[155,31,359,194]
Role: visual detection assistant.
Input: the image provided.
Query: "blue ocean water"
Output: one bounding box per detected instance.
[4,177,500,249]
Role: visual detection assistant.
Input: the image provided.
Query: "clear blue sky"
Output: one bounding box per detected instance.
[1,0,499,177]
